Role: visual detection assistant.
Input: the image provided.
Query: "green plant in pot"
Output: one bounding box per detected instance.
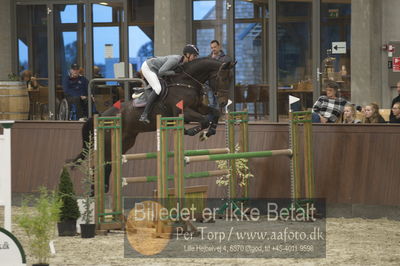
[70,136,96,238]
[79,166,95,238]
[16,187,62,266]
[57,167,80,236]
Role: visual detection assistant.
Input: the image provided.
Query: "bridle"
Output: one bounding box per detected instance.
[178,67,230,97]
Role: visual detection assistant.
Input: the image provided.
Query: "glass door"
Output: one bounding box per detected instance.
[234,0,268,120]
[16,5,49,120]
[192,0,228,56]
[320,0,351,100]
[54,4,83,115]
[277,0,313,120]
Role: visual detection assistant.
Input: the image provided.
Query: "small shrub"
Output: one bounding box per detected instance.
[16,187,62,265]
[58,167,80,222]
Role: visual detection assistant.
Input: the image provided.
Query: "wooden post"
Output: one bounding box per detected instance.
[157,115,168,200]
[239,111,249,198]
[173,114,185,200]
[112,114,123,223]
[228,113,237,199]
[303,112,314,199]
[290,112,302,201]
[94,115,103,228]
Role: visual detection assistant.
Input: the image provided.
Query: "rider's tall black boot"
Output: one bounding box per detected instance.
[139,90,158,124]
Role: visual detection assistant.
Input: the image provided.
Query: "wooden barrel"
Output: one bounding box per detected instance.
[0,81,29,120]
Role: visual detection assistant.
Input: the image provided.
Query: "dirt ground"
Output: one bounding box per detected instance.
[3,206,400,265]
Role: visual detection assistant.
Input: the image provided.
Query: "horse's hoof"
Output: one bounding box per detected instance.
[139,114,150,124]
[199,132,208,141]
[139,118,150,124]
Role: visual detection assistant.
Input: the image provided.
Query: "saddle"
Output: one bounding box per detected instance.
[132,79,168,108]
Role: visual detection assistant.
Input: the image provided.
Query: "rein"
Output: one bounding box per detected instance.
[180,69,223,96]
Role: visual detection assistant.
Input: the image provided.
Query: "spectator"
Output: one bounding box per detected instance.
[389,102,400,123]
[362,103,386,123]
[62,63,89,119]
[342,104,361,124]
[207,40,231,111]
[93,65,104,79]
[312,81,348,123]
[390,81,400,121]
[21,70,39,91]
[208,40,231,62]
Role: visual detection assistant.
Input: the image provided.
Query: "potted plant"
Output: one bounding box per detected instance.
[79,168,96,238]
[57,167,80,236]
[70,136,96,238]
[16,187,62,266]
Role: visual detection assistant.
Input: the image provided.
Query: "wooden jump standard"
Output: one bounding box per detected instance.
[92,110,314,232]
[93,115,123,231]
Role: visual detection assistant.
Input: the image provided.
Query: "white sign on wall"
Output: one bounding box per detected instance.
[332,42,347,54]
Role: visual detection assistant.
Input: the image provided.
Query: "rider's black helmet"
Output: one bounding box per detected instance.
[183,44,199,56]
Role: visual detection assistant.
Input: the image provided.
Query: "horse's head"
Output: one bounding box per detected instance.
[179,58,236,108]
[210,60,236,108]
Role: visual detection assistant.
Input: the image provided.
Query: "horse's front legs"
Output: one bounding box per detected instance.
[183,108,211,136]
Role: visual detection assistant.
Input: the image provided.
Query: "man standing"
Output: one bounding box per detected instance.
[63,63,89,120]
[208,40,231,62]
[389,81,400,121]
[207,40,231,109]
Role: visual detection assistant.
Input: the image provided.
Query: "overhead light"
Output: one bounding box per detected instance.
[99,2,109,6]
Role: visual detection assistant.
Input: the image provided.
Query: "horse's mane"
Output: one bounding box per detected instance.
[168,57,229,87]
[182,57,223,73]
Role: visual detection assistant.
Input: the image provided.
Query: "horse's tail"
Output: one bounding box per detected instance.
[67,117,94,166]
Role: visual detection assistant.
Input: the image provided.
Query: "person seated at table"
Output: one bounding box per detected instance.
[21,70,39,91]
[390,81,400,121]
[342,103,361,124]
[312,81,348,123]
[362,102,386,123]
[62,63,89,119]
[389,102,400,123]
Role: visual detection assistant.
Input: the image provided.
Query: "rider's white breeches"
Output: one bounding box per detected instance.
[141,61,161,95]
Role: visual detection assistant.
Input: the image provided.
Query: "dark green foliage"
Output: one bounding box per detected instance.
[58,167,80,221]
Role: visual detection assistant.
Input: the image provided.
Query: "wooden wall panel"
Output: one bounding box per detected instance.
[5,122,400,206]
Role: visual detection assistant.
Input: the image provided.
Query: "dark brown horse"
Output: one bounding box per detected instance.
[71,58,235,191]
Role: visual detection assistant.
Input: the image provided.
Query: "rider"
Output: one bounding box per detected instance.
[139,44,200,123]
